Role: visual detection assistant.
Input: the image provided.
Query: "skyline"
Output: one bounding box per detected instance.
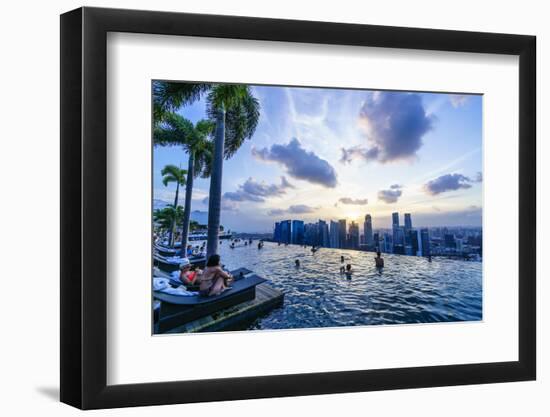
[153,84,483,233]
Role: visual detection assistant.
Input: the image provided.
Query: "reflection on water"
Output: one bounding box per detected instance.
[216,241,482,330]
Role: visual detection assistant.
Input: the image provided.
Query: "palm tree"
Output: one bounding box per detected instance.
[155,113,214,251]
[153,81,260,257]
[153,206,184,235]
[160,165,187,247]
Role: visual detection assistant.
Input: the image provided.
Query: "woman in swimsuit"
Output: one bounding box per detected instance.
[199,254,233,296]
[178,262,202,286]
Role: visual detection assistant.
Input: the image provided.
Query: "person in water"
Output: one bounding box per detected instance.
[178,260,202,286]
[295,259,300,268]
[199,254,233,297]
[340,255,345,263]
[375,251,384,268]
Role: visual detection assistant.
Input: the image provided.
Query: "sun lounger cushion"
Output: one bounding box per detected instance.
[153,278,198,296]
[153,274,266,305]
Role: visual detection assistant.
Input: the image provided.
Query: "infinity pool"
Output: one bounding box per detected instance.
[215,241,482,330]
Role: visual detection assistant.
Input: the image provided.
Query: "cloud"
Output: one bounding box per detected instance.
[378,185,403,204]
[223,176,294,203]
[252,138,337,187]
[338,197,368,205]
[475,172,483,182]
[423,173,474,195]
[341,91,433,164]
[267,204,318,216]
[449,94,470,108]
[202,196,239,212]
[340,146,379,164]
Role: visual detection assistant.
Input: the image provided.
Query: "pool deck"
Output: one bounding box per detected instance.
[156,282,284,334]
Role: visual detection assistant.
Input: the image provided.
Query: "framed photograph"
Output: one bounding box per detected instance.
[60,6,536,409]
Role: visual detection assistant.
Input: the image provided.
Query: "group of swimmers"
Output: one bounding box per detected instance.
[293,251,385,275]
[177,254,233,297]
[230,238,264,249]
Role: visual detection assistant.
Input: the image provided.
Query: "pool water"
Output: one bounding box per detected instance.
[216,241,482,330]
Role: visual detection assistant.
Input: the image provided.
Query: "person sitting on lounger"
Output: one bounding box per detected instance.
[375,251,384,268]
[178,259,202,286]
[199,254,234,297]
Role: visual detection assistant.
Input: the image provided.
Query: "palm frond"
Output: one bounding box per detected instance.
[153,81,211,123]
[206,85,260,158]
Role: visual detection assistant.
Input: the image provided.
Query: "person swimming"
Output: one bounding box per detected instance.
[375,251,384,268]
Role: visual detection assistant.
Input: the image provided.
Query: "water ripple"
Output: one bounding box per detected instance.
[218,242,482,329]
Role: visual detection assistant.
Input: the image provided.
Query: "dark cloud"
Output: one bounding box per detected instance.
[340,146,379,164]
[378,185,403,204]
[252,138,337,188]
[338,197,368,205]
[423,173,473,195]
[267,204,318,216]
[341,92,433,164]
[223,176,293,203]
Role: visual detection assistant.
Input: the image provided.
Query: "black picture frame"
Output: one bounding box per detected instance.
[60,6,536,410]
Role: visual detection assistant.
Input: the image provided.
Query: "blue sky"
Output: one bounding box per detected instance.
[154,84,482,233]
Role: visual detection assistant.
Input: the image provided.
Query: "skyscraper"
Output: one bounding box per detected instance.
[304,223,318,246]
[329,220,340,248]
[364,214,373,247]
[280,220,292,244]
[318,220,330,247]
[349,221,360,249]
[338,219,347,249]
[420,228,431,256]
[392,212,400,245]
[291,220,305,245]
[404,213,412,231]
[273,222,281,242]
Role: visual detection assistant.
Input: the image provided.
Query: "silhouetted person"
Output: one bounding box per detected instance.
[375,251,384,268]
[295,259,300,268]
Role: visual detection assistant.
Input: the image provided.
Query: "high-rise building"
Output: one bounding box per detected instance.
[291,220,305,245]
[280,220,292,244]
[304,223,318,246]
[420,228,431,256]
[404,213,412,231]
[373,232,380,250]
[444,233,456,249]
[273,222,282,242]
[349,221,360,249]
[392,212,400,246]
[338,219,347,248]
[364,214,373,247]
[409,229,419,256]
[329,220,340,248]
[318,220,330,247]
[383,233,393,253]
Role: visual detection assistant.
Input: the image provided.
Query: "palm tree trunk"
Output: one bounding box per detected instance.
[180,150,194,252]
[169,182,180,247]
[206,106,225,258]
